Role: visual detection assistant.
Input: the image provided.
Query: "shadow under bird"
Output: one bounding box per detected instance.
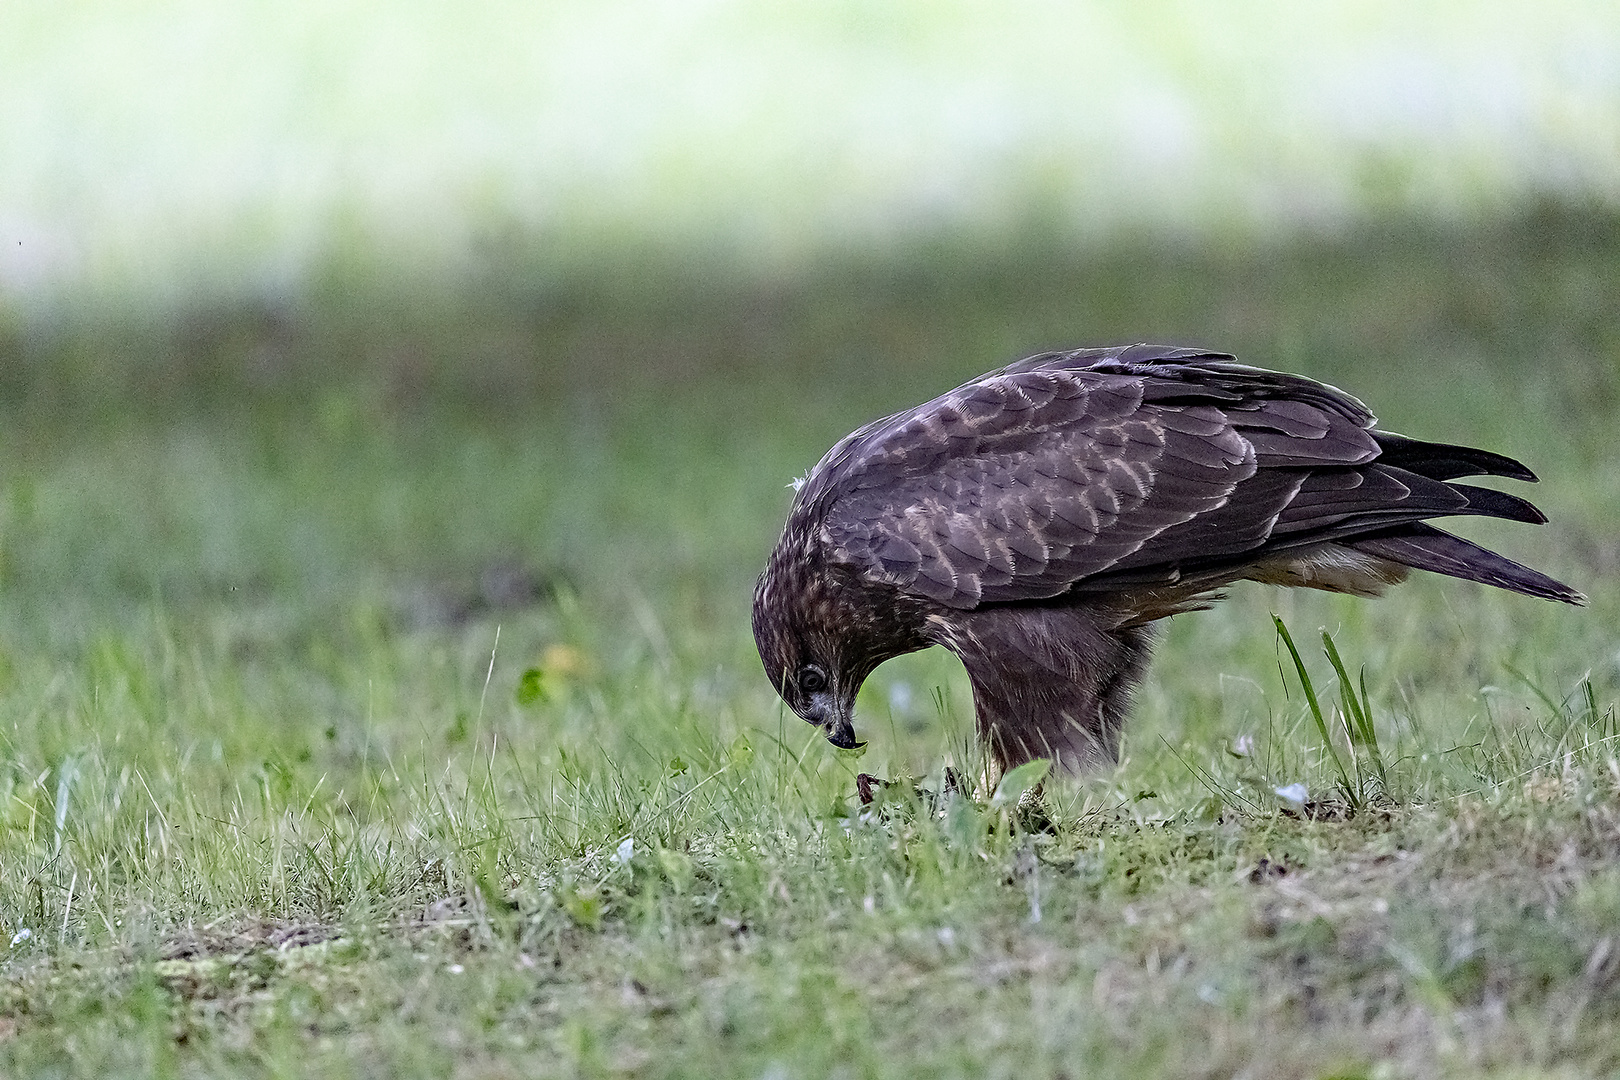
[752,344,1583,777]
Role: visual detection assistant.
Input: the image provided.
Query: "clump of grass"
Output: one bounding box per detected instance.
[1272,615,1389,811]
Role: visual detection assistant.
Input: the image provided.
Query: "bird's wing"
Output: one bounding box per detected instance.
[809,345,1543,608]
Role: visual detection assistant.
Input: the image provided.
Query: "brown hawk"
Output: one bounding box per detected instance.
[752,345,1582,776]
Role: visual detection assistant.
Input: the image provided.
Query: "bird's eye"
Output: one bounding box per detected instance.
[798,665,827,693]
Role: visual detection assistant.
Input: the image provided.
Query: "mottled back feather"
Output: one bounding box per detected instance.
[786,344,1580,609]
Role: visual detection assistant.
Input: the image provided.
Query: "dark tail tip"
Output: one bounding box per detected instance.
[1449,483,1549,525]
[1348,524,1584,604]
[1375,433,1539,483]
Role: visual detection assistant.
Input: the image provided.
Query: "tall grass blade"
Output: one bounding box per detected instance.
[1273,615,1354,803]
[1322,630,1385,782]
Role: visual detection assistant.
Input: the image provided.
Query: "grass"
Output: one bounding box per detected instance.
[1,212,1618,1077]
[1271,619,1389,811]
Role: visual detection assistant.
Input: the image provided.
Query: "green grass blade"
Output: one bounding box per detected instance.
[1274,615,1354,802]
[991,758,1051,807]
[1322,630,1385,781]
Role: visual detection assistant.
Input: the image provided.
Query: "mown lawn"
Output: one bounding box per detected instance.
[1,214,1618,1078]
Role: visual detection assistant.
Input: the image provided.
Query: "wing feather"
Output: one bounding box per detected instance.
[798,345,1552,609]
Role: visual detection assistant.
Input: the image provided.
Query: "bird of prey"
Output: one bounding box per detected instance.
[752,344,1582,776]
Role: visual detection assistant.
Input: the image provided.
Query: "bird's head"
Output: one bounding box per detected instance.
[751,561,865,750]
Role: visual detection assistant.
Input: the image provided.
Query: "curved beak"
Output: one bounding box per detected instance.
[804,691,864,750]
[824,716,864,750]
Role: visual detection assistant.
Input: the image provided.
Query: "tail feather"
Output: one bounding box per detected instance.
[1447,482,1547,525]
[1346,523,1584,605]
[1374,433,1538,483]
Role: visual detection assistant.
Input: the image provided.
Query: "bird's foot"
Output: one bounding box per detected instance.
[1015,794,1056,835]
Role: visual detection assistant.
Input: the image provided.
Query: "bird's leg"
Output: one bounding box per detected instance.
[941,606,1160,777]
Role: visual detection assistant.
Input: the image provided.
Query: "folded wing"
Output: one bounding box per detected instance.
[807,344,1580,608]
